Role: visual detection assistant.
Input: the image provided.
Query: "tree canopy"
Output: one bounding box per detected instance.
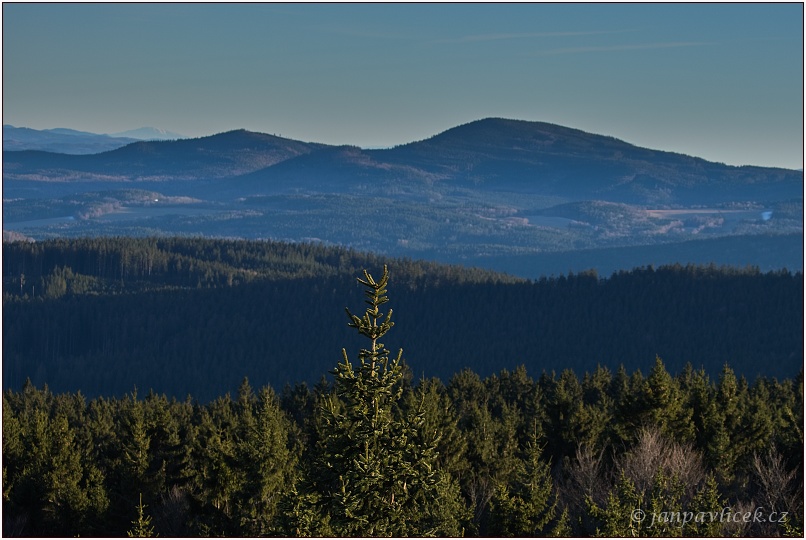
[3,262,802,536]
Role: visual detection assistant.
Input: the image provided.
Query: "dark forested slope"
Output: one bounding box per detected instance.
[3,237,801,402]
[3,130,324,181]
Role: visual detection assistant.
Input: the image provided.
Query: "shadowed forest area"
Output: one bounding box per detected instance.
[2,239,803,536]
[2,237,802,400]
[2,259,803,537]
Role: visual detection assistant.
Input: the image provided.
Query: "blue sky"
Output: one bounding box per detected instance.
[3,3,803,169]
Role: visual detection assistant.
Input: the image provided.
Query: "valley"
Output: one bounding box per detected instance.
[4,118,802,278]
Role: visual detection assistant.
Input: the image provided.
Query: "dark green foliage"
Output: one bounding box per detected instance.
[2,381,297,537]
[684,474,728,537]
[2,383,109,536]
[585,471,644,537]
[281,266,466,536]
[2,243,803,537]
[3,364,803,537]
[488,428,568,537]
[232,385,297,535]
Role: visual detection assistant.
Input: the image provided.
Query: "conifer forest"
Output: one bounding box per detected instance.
[2,237,804,537]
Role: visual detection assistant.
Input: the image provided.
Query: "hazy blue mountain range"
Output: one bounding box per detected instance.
[3,118,802,278]
[2,125,182,154]
[107,126,185,140]
[3,125,139,154]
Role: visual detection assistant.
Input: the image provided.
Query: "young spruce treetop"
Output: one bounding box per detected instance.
[280,266,466,536]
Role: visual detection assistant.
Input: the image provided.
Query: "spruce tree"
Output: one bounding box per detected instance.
[488,426,569,536]
[683,473,726,537]
[644,356,694,442]
[281,266,465,536]
[585,471,643,537]
[233,385,296,536]
[402,377,468,480]
[128,493,156,537]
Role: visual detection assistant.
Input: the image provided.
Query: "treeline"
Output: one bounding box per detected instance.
[2,255,803,537]
[2,235,515,293]
[3,358,802,536]
[3,237,802,401]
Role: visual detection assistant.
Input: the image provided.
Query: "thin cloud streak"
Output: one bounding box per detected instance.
[436,30,633,44]
[533,41,712,56]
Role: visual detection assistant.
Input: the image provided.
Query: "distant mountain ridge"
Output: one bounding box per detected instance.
[4,119,799,203]
[4,129,326,181]
[3,125,140,154]
[3,118,802,278]
[3,125,184,155]
[108,127,184,140]
[370,118,799,204]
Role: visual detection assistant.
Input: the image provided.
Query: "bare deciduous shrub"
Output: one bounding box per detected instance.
[618,425,705,498]
[466,472,496,528]
[560,443,610,535]
[563,443,608,505]
[151,485,194,537]
[721,498,755,537]
[749,444,803,536]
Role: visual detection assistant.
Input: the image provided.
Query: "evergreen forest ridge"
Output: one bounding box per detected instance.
[2,257,803,537]
[3,118,803,278]
[3,237,802,401]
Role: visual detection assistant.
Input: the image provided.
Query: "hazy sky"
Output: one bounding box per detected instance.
[3,3,803,169]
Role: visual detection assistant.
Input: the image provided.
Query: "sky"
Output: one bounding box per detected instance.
[2,2,803,169]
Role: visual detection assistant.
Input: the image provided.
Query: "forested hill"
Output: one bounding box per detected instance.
[3,237,803,402]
